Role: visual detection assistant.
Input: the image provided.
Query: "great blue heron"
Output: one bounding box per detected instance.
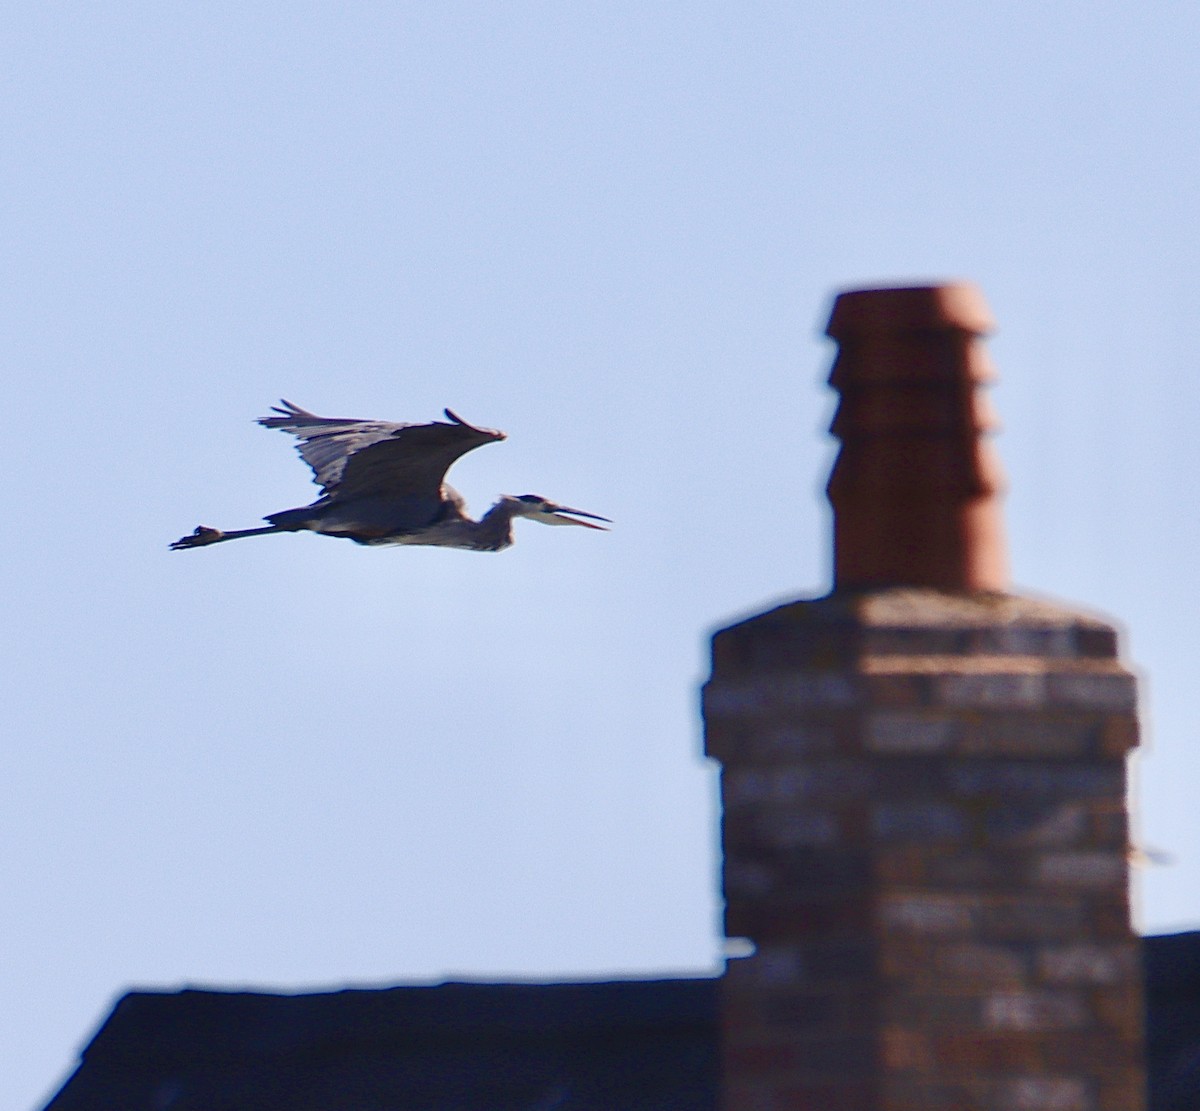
[170,401,610,552]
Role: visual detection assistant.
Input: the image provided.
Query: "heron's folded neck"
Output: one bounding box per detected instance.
[474,501,519,551]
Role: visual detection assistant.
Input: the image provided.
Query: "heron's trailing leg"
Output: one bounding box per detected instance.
[170,524,287,550]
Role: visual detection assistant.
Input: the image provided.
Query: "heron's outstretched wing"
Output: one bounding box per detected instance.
[259,401,506,500]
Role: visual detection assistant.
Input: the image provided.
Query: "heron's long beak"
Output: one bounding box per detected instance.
[538,504,612,530]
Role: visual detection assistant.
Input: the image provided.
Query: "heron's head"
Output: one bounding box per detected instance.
[503,494,610,530]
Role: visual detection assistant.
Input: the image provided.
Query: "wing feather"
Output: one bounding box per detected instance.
[258,400,505,501]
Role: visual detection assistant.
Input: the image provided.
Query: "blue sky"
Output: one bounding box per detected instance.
[6,3,1200,1107]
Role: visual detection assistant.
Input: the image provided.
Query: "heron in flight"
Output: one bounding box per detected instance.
[170,401,610,552]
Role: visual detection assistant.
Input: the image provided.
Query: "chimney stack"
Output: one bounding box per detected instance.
[704,285,1145,1111]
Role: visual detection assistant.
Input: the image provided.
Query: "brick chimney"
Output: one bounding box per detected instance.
[703,284,1144,1111]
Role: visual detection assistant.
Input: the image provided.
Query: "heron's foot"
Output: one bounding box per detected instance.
[170,525,224,550]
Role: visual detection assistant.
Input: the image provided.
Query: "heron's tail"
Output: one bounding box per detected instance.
[263,507,317,530]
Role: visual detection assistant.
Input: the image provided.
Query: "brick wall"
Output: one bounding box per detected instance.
[705,591,1143,1110]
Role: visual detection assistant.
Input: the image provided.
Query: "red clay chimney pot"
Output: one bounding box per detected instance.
[825,282,1009,593]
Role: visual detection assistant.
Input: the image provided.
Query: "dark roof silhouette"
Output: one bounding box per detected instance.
[44,977,718,1111]
[43,933,1200,1111]
[1146,931,1200,1111]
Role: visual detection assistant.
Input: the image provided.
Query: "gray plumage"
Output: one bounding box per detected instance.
[171,401,609,552]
